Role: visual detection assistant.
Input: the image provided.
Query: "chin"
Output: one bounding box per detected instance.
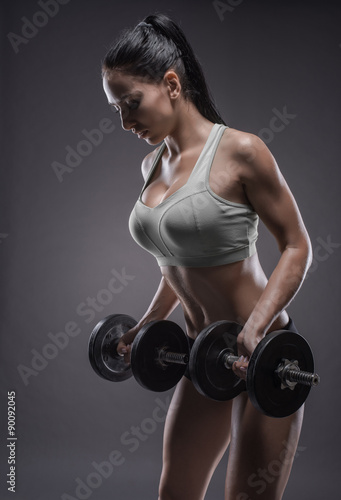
[145,136,162,146]
[147,130,168,145]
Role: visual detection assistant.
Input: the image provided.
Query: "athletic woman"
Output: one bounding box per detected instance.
[101,13,312,500]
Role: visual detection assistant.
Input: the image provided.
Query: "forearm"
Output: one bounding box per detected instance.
[244,241,312,337]
[136,276,180,328]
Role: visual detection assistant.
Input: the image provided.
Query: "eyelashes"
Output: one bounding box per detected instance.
[129,100,140,110]
[111,101,140,114]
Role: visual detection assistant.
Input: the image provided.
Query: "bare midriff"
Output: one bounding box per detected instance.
[160,252,290,339]
[142,126,290,338]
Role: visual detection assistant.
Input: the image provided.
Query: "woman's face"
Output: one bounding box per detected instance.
[103,69,179,145]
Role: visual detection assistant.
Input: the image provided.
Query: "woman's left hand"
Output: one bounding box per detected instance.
[232,328,264,380]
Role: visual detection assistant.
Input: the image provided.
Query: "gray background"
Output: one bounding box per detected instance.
[1,0,340,499]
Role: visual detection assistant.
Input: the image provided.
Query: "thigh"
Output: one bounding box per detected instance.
[225,391,304,500]
[225,316,304,499]
[159,376,233,500]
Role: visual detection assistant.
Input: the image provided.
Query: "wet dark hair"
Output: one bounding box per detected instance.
[102,13,226,125]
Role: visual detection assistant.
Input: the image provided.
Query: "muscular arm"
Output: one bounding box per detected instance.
[117,275,180,358]
[136,275,180,328]
[233,133,312,353]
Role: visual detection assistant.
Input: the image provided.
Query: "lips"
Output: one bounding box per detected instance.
[133,129,148,139]
[137,130,147,139]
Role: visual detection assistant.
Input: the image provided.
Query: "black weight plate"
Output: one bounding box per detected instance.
[247,330,314,418]
[88,314,137,382]
[131,320,189,392]
[189,321,246,401]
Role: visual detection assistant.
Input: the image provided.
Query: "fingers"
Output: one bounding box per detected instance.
[232,355,249,381]
[117,340,128,355]
[117,340,132,364]
[116,326,140,363]
[123,345,131,365]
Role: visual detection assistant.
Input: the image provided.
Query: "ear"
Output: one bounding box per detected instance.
[163,70,182,100]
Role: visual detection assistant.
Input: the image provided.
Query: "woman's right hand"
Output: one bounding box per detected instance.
[117,324,142,364]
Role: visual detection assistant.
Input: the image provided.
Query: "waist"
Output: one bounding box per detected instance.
[186,315,296,350]
[161,253,289,337]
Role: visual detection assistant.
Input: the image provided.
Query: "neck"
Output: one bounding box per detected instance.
[163,100,215,158]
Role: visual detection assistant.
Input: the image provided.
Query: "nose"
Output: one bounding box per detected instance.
[120,108,136,132]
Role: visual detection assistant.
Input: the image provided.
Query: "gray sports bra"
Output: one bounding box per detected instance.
[128,123,259,267]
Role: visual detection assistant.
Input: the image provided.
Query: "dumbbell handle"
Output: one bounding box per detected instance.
[223,352,320,388]
[158,348,189,366]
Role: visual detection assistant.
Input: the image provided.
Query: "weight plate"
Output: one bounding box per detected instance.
[247,330,314,418]
[88,314,137,382]
[189,321,246,401]
[131,320,189,392]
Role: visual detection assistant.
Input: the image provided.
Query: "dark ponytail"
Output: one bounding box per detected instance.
[102,13,226,125]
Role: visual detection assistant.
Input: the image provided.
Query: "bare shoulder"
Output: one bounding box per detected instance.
[141,145,164,181]
[221,127,266,159]
[221,127,279,181]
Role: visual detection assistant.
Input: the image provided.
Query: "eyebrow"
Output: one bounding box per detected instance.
[108,92,141,106]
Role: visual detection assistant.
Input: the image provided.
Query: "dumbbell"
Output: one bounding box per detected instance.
[88,314,191,392]
[189,320,320,418]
